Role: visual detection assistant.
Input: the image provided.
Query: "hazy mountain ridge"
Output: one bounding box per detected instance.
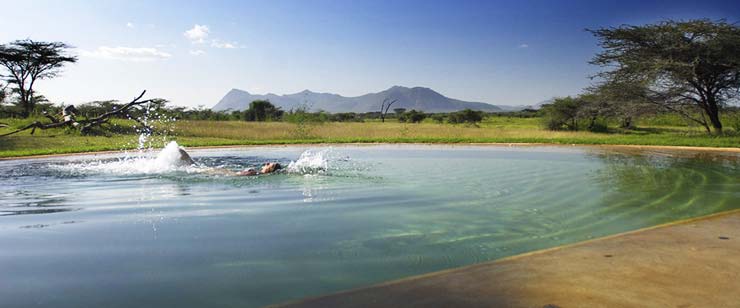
[213,86,524,113]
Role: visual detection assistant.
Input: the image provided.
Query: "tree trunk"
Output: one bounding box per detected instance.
[705,95,723,135]
[25,95,33,117]
[18,88,29,118]
[588,116,597,130]
[621,116,633,129]
[707,111,722,134]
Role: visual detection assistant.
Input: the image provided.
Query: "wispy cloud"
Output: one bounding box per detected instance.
[126,22,135,29]
[184,24,209,43]
[518,43,529,48]
[210,39,242,49]
[81,46,172,61]
[189,50,206,56]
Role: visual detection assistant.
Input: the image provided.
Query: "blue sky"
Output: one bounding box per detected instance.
[1,0,739,107]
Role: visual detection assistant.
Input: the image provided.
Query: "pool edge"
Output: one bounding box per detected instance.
[269,207,740,308]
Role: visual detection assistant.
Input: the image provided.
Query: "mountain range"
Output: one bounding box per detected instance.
[212,86,529,113]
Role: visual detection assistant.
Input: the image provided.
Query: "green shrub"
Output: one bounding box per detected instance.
[540,97,582,130]
[587,120,609,133]
[399,109,426,123]
[448,109,484,124]
[730,114,740,133]
[430,114,445,123]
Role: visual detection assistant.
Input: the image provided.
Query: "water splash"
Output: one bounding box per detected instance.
[51,141,200,175]
[58,102,185,175]
[287,149,331,174]
[122,100,176,151]
[47,145,367,179]
[284,148,370,178]
[155,141,193,167]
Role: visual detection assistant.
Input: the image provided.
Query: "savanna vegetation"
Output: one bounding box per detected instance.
[1,19,739,158]
[540,20,740,135]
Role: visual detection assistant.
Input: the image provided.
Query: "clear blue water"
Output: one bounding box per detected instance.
[1,145,738,307]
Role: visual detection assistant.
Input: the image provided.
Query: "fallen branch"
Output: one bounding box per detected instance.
[42,110,59,123]
[0,90,154,137]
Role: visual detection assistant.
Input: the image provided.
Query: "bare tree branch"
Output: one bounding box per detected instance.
[0,90,153,137]
[379,98,397,123]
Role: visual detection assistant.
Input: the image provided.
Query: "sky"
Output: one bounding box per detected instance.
[1,0,739,108]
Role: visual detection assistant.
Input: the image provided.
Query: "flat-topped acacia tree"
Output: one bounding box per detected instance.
[590,19,740,134]
[0,39,77,118]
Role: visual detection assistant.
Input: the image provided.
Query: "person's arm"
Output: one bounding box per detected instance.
[178,148,195,165]
[237,168,258,176]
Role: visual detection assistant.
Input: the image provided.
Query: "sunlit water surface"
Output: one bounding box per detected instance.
[1,144,738,307]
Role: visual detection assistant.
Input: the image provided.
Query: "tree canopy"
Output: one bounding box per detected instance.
[590,19,740,134]
[399,109,426,123]
[243,100,283,121]
[447,109,484,124]
[0,39,77,117]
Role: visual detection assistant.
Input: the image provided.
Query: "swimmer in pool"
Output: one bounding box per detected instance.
[176,146,282,176]
[236,162,282,176]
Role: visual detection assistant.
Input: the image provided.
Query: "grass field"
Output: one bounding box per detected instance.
[1,116,738,158]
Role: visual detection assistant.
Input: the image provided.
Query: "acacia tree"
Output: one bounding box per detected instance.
[0,39,77,117]
[590,19,740,134]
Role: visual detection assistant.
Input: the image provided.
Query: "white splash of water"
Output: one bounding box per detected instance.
[53,141,198,175]
[287,149,331,174]
[154,141,191,168]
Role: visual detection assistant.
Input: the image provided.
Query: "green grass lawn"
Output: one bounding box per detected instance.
[1,117,738,158]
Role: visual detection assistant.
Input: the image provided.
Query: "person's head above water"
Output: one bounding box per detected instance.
[236,162,282,176]
[261,162,282,174]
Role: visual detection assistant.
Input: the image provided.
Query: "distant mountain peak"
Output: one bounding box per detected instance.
[213,86,509,113]
[387,86,437,94]
[388,85,413,91]
[228,88,249,94]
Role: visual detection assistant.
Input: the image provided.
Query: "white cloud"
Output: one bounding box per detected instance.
[81,46,172,62]
[210,39,241,49]
[184,24,210,43]
[518,43,529,48]
[126,22,135,29]
[189,50,206,56]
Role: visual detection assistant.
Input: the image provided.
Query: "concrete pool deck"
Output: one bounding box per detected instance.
[273,209,740,308]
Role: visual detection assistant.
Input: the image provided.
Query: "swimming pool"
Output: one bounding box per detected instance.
[1,144,738,307]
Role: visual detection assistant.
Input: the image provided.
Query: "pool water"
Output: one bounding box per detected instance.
[1,144,738,307]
